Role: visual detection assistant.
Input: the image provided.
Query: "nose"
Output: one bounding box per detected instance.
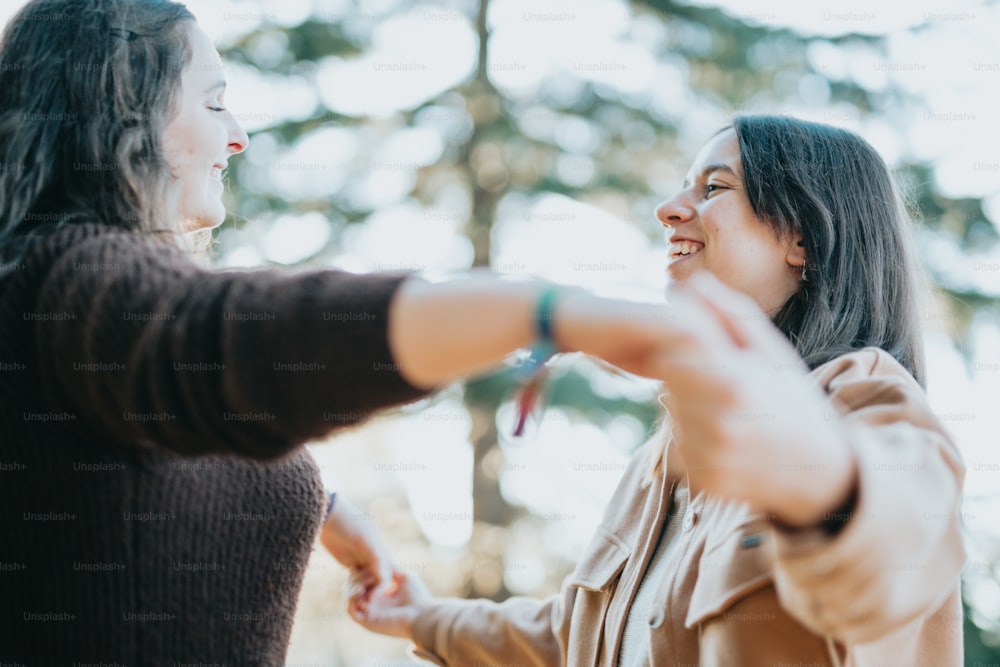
[655,191,695,229]
[226,113,249,155]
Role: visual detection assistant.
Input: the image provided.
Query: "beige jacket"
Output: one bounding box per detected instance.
[410,348,966,667]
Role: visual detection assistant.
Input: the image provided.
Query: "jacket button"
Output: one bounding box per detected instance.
[649,609,665,628]
[683,510,697,532]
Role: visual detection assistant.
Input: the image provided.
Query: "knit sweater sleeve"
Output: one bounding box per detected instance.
[26,223,429,459]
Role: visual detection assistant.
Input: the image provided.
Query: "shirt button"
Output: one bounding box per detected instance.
[683,510,697,532]
[649,609,665,628]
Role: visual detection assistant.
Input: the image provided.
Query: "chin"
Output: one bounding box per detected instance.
[181,203,226,232]
[183,215,224,233]
[667,263,697,283]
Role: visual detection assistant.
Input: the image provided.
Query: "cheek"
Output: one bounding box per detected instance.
[162,128,196,177]
[163,112,217,175]
[707,203,766,245]
[701,209,735,257]
[703,215,723,239]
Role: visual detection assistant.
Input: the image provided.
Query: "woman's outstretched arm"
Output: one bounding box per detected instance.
[388,272,679,389]
[26,224,679,460]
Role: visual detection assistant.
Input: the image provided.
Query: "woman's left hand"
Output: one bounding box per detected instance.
[320,495,396,611]
[658,272,857,529]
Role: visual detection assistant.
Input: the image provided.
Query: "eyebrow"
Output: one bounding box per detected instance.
[682,163,740,188]
[204,80,227,94]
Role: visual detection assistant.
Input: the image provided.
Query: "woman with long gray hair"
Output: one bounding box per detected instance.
[350,117,965,667]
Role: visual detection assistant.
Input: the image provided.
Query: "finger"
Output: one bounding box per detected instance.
[346,585,365,606]
[345,591,365,609]
[663,285,737,352]
[691,274,813,380]
[346,573,376,602]
[349,588,373,615]
[370,562,395,598]
[347,572,371,588]
[391,569,410,593]
[348,599,368,622]
[684,272,766,349]
[687,271,801,359]
[381,573,401,596]
[349,568,379,587]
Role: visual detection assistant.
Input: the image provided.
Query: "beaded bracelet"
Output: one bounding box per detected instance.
[512,287,559,437]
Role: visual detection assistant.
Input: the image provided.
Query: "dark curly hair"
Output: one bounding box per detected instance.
[0,0,195,260]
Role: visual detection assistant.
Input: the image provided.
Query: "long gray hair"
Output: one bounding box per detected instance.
[731,114,926,386]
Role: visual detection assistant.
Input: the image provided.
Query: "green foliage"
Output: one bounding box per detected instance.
[215,2,998,661]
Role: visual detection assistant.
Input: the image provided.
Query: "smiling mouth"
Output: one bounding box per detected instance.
[668,241,704,260]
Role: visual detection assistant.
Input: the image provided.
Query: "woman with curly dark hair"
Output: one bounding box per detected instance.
[0,1,701,663]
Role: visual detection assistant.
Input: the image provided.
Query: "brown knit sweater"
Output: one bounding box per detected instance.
[0,222,428,665]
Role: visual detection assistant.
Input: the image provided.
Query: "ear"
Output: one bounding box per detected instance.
[786,233,806,269]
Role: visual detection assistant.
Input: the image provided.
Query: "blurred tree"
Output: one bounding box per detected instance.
[214,0,1000,661]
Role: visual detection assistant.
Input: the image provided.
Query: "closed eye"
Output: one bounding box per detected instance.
[208,106,226,112]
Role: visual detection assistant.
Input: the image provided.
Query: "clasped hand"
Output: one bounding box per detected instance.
[326,272,856,639]
[321,496,430,638]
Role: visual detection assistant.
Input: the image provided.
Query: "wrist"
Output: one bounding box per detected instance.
[403,604,424,640]
[772,459,859,535]
[406,600,436,644]
[511,285,563,437]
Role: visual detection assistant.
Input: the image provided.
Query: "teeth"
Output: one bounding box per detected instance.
[671,241,703,257]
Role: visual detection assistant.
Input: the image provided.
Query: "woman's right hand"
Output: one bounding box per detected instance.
[348,567,433,640]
